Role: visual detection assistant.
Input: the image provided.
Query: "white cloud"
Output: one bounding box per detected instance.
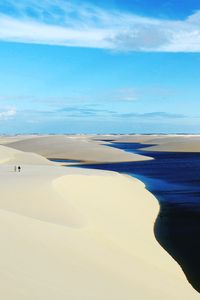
[0,108,16,120]
[0,15,111,48]
[0,1,200,51]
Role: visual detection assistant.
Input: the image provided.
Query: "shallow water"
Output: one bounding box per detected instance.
[77,142,200,293]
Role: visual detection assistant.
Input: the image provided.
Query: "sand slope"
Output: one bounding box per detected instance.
[4,135,151,162]
[0,144,199,299]
[96,134,200,152]
[0,144,53,165]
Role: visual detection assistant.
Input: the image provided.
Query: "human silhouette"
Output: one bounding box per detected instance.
[18,166,21,172]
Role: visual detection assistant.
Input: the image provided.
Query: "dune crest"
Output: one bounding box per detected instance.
[0,144,53,165]
[0,144,199,299]
[5,135,152,163]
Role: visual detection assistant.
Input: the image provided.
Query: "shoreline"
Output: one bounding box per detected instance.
[2,134,200,159]
[0,142,199,298]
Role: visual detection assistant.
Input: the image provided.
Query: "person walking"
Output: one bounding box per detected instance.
[18,166,21,172]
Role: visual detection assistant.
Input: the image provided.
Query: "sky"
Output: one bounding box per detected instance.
[0,0,200,134]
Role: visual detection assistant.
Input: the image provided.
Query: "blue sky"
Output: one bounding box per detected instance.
[0,0,200,134]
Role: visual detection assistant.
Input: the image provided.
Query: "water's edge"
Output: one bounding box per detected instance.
[76,142,200,293]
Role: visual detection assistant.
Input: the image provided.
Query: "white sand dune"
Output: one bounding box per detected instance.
[4,135,151,162]
[0,144,199,299]
[5,134,200,158]
[140,137,200,152]
[0,144,53,165]
[96,134,200,152]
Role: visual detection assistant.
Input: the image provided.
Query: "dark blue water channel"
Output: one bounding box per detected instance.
[49,158,81,163]
[77,142,200,293]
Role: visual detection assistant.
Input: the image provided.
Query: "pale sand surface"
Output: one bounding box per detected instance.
[3,135,200,160]
[0,135,44,145]
[94,134,200,152]
[0,144,199,299]
[1,135,151,163]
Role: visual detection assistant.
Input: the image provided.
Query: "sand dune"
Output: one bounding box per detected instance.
[4,134,200,159]
[0,144,199,298]
[140,137,200,152]
[3,135,152,163]
[96,134,200,152]
[0,135,41,145]
[0,144,53,165]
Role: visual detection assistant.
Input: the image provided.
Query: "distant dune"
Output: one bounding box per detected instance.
[0,143,199,299]
[3,135,152,163]
[98,134,200,152]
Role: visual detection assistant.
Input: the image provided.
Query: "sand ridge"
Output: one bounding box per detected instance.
[3,135,152,163]
[0,143,199,299]
[94,134,200,152]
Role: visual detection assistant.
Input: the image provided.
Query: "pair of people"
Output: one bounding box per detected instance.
[14,166,21,172]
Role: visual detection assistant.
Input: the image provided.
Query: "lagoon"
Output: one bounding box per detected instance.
[78,142,200,293]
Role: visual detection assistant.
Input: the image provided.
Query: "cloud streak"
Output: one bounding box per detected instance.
[0,0,200,51]
[19,106,187,121]
[117,111,186,119]
[0,108,16,120]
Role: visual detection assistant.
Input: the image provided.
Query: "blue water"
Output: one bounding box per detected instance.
[77,142,200,293]
[49,158,81,163]
[81,143,200,207]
